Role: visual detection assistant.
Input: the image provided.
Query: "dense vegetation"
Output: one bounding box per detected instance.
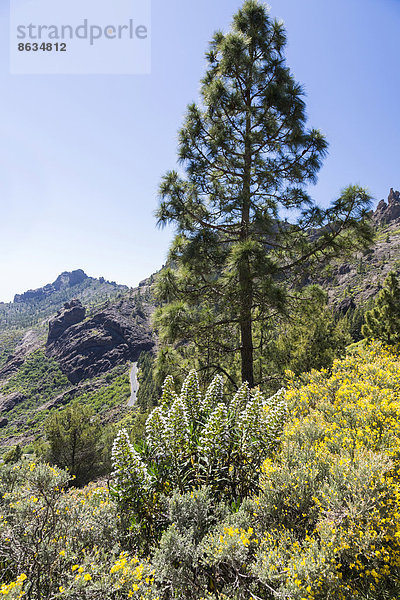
[1,351,69,405]
[362,271,400,344]
[155,287,358,394]
[0,354,130,452]
[136,352,160,411]
[0,351,70,446]
[2,343,400,598]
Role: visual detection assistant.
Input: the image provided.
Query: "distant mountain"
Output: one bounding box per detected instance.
[13,269,90,303]
[14,269,88,304]
[0,270,129,365]
[8,268,128,311]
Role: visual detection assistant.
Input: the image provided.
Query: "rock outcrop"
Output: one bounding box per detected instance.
[46,298,154,384]
[48,300,86,341]
[0,392,26,413]
[313,187,400,307]
[336,297,356,315]
[373,189,400,224]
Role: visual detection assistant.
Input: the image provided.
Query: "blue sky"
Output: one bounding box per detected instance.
[0,0,399,302]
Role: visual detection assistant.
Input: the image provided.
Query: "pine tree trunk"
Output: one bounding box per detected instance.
[239,83,254,387]
[239,272,254,386]
[238,198,254,386]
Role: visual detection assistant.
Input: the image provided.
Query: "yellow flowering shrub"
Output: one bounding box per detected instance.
[56,548,157,599]
[0,574,27,599]
[250,342,400,599]
[0,462,126,599]
[3,342,400,600]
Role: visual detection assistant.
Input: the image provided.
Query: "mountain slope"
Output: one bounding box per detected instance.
[317,188,400,310]
[0,189,400,452]
[0,271,156,450]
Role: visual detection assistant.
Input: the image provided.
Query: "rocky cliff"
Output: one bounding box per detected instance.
[373,188,400,225]
[46,298,154,384]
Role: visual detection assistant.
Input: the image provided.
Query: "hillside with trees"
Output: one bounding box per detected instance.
[0,271,156,452]
[1,2,400,599]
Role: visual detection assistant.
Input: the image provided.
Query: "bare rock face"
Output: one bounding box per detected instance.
[0,392,26,413]
[46,299,154,384]
[373,189,400,224]
[337,264,351,276]
[48,300,86,341]
[336,297,356,315]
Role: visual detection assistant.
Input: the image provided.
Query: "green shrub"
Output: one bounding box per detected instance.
[44,404,106,486]
[110,371,287,550]
[3,445,23,464]
[0,460,158,599]
[153,487,227,600]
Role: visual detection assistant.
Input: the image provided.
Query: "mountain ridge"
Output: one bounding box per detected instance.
[12,269,127,305]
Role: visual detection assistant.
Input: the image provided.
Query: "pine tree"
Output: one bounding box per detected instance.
[45,404,104,487]
[156,0,372,387]
[362,272,400,345]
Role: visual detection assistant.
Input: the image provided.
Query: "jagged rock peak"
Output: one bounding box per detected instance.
[373,188,400,224]
[14,270,88,304]
[47,299,86,342]
[53,270,88,290]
